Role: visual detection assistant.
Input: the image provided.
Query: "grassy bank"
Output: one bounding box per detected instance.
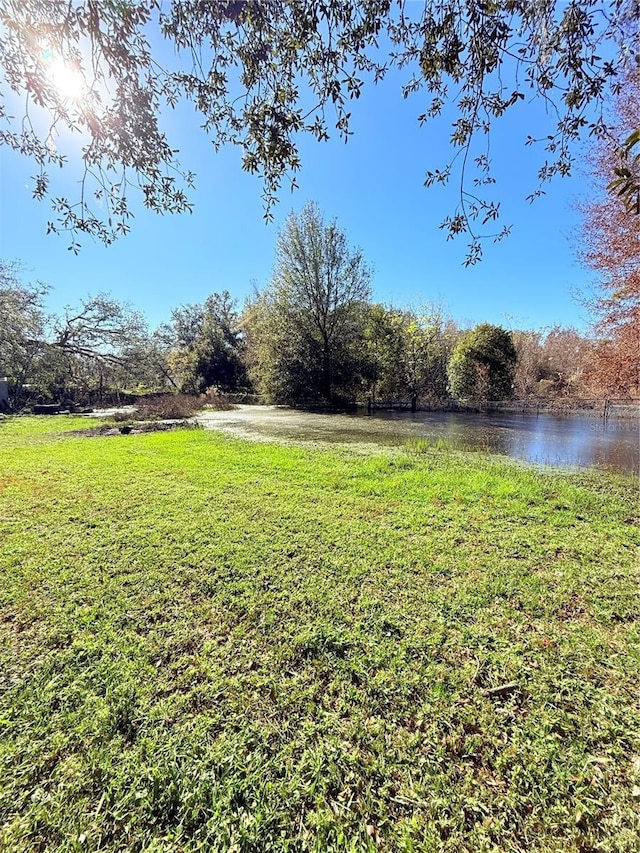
[0,417,638,852]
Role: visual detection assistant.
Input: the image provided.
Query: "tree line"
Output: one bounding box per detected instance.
[1,203,636,413]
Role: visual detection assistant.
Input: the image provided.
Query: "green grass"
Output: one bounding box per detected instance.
[0,416,638,852]
[0,414,112,442]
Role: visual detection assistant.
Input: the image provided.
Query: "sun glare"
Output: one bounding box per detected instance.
[40,46,85,102]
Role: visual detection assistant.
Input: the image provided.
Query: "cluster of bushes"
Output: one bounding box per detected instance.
[109,389,233,421]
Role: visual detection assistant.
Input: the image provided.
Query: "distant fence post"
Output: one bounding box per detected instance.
[0,377,8,409]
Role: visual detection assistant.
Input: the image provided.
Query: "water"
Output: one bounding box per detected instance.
[197,405,639,476]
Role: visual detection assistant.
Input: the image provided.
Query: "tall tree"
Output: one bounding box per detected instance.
[0,264,151,408]
[53,295,147,363]
[579,65,640,398]
[0,2,636,260]
[245,203,371,403]
[537,327,593,399]
[448,323,517,401]
[158,292,248,393]
[0,262,49,408]
[512,327,594,400]
[397,309,455,409]
[360,305,406,406]
[362,306,456,409]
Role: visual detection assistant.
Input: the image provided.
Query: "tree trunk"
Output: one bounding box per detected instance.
[321,336,331,400]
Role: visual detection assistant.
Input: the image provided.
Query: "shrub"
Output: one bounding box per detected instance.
[109,390,235,422]
[134,394,203,420]
[448,324,517,402]
[201,387,235,410]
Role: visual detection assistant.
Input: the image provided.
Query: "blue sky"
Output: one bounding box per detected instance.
[0,47,596,333]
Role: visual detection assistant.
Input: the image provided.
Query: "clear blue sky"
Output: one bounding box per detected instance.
[0,51,596,333]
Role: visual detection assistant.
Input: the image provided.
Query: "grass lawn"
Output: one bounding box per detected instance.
[0,416,638,852]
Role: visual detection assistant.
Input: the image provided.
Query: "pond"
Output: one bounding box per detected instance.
[198,405,639,476]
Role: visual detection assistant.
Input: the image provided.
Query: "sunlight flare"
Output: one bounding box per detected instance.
[39,46,85,102]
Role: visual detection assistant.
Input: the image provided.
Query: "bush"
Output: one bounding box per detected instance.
[448,324,517,402]
[134,394,203,420]
[103,390,237,423]
[201,387,235,411]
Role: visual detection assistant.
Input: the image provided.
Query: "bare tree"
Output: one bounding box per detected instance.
[53,295,147,363]
[579,65,640,398]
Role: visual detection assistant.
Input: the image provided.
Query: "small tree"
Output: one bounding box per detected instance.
[448,324,517,402]
[537,327,593,399]
[512,330,545,399]
[512,327,594,401]
[398,310,455,409]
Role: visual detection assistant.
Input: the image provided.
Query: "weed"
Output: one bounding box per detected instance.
[404,436,453,454]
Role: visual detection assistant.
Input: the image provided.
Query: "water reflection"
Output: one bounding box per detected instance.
[198,406,639,475]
